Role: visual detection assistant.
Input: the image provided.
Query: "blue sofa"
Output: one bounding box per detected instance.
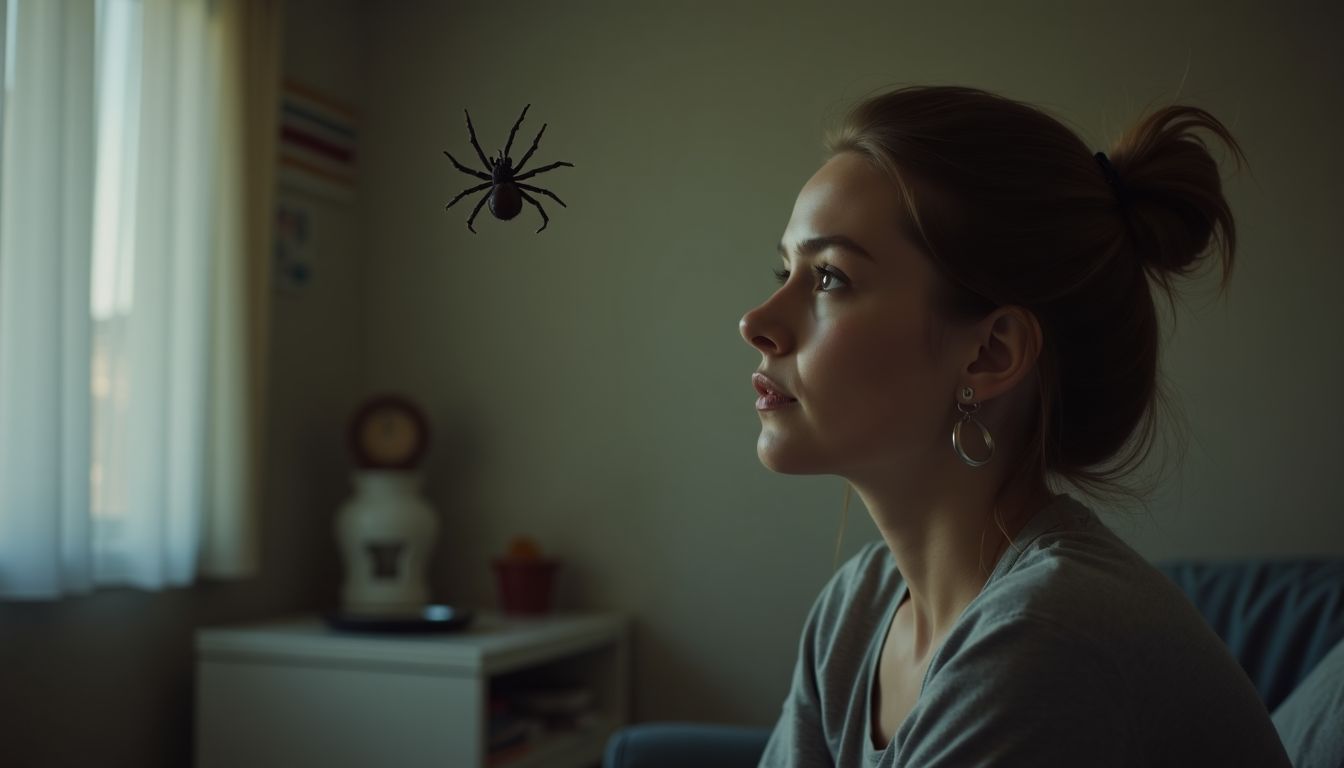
[604,558,1344,768]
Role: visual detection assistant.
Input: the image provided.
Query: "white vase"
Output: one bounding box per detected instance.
[335,470,438,616]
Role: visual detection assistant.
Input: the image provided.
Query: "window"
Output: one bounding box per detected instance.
[0,0,277,599]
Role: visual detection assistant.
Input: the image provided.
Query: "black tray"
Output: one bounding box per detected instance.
[325,605,474,634]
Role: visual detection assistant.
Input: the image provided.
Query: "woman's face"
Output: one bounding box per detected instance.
[740,152,967,480]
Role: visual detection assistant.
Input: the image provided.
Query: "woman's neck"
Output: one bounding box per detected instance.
[856,468,1055,661]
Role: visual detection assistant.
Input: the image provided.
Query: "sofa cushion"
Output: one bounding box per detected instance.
[1156,559,1344,710]
[1272,637,1344,768]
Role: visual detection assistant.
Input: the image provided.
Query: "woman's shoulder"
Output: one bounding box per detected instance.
[977,498,1198,638]
[983,505,1171,618]
[911,499,1290,764]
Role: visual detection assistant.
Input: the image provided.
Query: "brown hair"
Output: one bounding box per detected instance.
[822,85,1246,501]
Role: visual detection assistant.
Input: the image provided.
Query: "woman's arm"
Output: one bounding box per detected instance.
[756,610,836,768]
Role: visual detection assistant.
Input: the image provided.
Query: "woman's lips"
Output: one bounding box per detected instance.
[752,372,798,410]
[756,393,799,411]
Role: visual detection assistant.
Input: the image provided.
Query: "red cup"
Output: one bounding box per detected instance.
[493,559,560,614]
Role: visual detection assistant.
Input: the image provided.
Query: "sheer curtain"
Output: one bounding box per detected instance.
[0,0,281,598]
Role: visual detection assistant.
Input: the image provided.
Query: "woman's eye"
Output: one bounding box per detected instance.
[815,267,844,291]
[772,265,846,292]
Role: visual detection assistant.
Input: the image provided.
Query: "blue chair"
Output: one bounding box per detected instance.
[604,558,1344,768]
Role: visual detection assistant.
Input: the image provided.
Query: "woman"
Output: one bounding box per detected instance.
[738,85,1289,766]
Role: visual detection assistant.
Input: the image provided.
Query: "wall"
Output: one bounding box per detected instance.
[2,3,1341,765]
[358,0,1344,728]
[0,1,365,766]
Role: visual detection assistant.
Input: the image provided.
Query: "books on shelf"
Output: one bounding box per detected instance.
[487,684,603,761]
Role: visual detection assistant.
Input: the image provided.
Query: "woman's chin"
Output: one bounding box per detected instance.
[756,437,819,475]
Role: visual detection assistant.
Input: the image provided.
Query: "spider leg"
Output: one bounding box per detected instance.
[465,191,491,234]
[512,160,574,183]
[463,109,492,169]
[446,181,493,209]
[512,122,547,174]
[443,150,491,181]
[516,183,567,208]
[517,189,551,233]
[502,104,530,160]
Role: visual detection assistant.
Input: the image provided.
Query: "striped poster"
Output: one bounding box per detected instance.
[278,79,357,201]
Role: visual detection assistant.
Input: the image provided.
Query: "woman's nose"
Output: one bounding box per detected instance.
[740,302,791,356]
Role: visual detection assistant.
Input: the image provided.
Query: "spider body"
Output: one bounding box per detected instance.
[487,154,523,220]
[489,183,522,220]
[443,104,574,233]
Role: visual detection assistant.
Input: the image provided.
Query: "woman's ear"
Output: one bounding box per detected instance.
[962,305,1042,401]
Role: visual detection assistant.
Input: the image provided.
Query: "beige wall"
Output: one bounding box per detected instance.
[358,0,1344,727]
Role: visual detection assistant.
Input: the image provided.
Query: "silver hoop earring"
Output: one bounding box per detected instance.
[952,388,995,467]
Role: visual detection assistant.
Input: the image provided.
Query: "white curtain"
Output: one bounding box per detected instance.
[0,0,96,596]
[0,0,278,598]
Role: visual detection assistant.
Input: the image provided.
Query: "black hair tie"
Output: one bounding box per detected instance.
[1094,152,1131,207]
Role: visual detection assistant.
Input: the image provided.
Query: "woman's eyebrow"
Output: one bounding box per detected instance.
[777,234,875,262]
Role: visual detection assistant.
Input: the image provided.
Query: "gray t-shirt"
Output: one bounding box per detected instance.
[759,494,1292,767]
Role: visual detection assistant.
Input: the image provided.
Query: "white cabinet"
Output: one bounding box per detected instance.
[195,612,629,768]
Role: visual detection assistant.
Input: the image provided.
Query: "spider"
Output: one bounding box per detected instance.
[443,104,574,234]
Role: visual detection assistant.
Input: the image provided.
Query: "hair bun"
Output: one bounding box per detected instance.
[1106,105,1246,288]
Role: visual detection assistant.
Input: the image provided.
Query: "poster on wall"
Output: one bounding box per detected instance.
[278,79,357,202]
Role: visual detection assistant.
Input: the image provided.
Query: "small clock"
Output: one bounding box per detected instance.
[347,394,430,469]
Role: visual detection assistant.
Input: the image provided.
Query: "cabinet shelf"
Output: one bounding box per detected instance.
[195,612,629,768]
